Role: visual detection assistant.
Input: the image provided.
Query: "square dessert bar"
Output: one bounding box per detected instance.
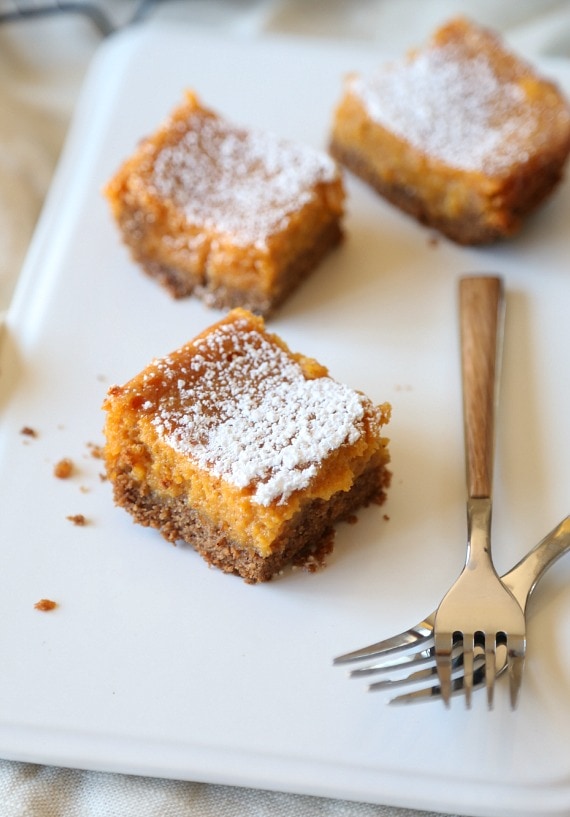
[330,17,570,244]
[103,309,390,583]
[105,91,345,315]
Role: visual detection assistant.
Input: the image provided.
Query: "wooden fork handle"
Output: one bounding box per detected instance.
[459,276,505,499]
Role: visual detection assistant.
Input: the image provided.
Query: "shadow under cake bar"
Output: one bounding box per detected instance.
[105,91,345,316]
[102,309,391,583]
[330,16,570,244]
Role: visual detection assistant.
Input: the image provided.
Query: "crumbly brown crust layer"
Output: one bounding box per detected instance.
[111,463,390,584]
[119,214,343,314]
[330,138,568,245]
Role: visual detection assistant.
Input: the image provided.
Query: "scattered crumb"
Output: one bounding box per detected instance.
[79,485,90,494]
[98,472,107,482]
[383,514,390,521]
[20,426,37,438]
[67,514,88,526]
[34,599,57,612]
[54,458,74,479]
[427,234,439,247]
[87,442,103,459]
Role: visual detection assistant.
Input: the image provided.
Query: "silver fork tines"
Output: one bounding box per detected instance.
[334,515,570,705]
[434,499,526,708]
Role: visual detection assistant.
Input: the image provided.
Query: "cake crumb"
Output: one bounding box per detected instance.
[54,458,74,479]
[87,442,104,459]
[67,514,87,526]
[34,599,57,612]
[20,426,37,438]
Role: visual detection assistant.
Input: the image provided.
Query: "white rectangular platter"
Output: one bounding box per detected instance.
[0,23,569,817]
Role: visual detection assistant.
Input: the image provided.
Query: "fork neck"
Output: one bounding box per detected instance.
[466,497,493,568]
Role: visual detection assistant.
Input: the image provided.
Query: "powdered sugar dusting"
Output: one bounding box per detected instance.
[151,112,338,248]
[148,320,367,506]
[351,42,537,174]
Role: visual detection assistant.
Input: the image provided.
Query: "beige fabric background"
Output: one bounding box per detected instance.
[1,1,570,814]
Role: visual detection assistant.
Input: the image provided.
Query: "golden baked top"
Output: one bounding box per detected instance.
[106,309,386,509]
[345,16,570,176]
[126,91,341,249]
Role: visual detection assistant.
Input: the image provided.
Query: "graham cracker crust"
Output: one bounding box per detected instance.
[111,463,390,584]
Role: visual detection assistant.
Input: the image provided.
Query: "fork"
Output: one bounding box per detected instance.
[431,275,527,709]
[0,0,159,35]
[334,515,570,704]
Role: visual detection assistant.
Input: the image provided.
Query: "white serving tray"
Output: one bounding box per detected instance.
[0,23,569,817]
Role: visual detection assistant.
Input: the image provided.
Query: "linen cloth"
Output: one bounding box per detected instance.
[1,1,570,815]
